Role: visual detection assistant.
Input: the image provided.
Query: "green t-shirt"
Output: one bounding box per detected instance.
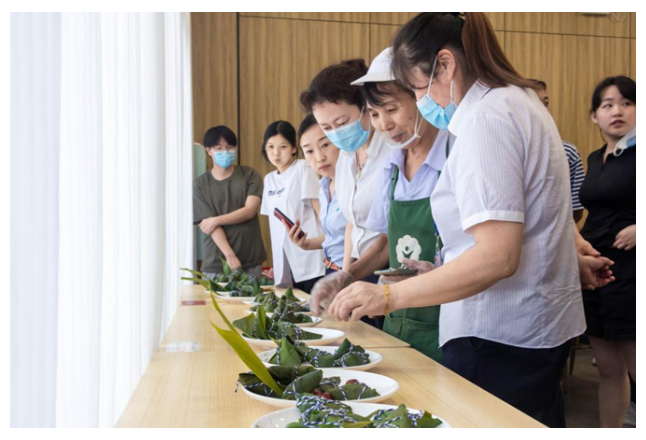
[193,166,267,273]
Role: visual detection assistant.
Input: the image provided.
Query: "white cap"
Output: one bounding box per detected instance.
[351,47,394,86]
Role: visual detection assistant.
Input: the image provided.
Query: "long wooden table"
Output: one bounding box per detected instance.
[116,285,544,428]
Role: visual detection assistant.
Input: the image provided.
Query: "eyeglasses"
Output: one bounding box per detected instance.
[211,144,236,152]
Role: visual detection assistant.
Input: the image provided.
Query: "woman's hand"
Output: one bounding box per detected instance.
[285,219,309,249]
[328,281,386,322]
[613,225,636,250]
[310,271,355,316]
[579,254,614,290]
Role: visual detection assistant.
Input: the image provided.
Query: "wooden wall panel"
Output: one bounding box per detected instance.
[239,16,370,265]
[505,12,631,38]
[191,12,238,149]
[240,12,369,23]
[369,12,504,29]
[506,32,631,168]
[369,24,398,60]
[631,39,636,80]
[630,12,636,38]
[370,12,417,25]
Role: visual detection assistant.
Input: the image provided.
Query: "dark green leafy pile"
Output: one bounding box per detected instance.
[215,257,273,290]
[233,306,322,341]
[270,338,370,368]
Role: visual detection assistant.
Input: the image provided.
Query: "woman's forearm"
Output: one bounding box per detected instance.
[347,234,389,280]
[304,234,325,251]
[342,223,355,270]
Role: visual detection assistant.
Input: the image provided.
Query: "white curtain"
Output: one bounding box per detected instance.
[10,12,62,428]
[10,12,193,428]
[56,12,193,428]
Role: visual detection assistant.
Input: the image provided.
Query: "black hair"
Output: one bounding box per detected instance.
[392,13,538,91]
[300,59,369,112]
[203,125,237,148]
[590,76,636,113]
[364,81,415,107]
[261,120,298,162]
[297,113,320,146]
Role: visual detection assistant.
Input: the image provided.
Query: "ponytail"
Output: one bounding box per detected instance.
[392,12,539,91]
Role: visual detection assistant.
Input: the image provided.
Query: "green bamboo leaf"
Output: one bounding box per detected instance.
[276,337,301,367]
[211,323,283,396]
[180,268,283,396]
[416,411,443,428]
[181,276,226,297]
[180,267,209,281]
[219,257,232,276]
[257,305,268,339]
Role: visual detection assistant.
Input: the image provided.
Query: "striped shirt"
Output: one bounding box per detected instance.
[432,81,585,349]
[562,142,585,211]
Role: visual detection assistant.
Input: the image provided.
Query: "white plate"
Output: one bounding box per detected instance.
[250,402,451,428]
[293,316,322,328]
[241,369,399,409]
[257,346,383,371]
[241,328,345,349]
[216,281,274,292]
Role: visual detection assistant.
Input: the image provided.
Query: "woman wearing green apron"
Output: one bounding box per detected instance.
[381,166,443,361]
[354,47,452,362]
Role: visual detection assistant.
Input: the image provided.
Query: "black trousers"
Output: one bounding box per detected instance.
[442,337,571,428]
[293,276,323,294]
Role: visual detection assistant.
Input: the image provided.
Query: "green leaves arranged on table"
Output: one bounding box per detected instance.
[233,306,322,341]
[238,365,318,399]
[217,257,273,286]
[219,280,262,297]
[270,338,370,368]
[270,307,314,324]
[250,288,310,314]
[238,368,380,402]
[286,394,443,428]
[180,268,283,397]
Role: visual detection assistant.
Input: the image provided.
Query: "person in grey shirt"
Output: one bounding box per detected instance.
[193,125,266,279]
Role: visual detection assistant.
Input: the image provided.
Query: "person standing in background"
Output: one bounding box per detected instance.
[579,76,636,428]
[193,126,266,279]
[260,120,325,293]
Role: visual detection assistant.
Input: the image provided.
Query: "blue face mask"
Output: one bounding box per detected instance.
[214,150,236,168]
[324,108,370,153]
[416,57,457,130]
[613,126,636,157]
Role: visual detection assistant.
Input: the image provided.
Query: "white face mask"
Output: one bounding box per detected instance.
[613,126,636,157]
[382,111,423,149]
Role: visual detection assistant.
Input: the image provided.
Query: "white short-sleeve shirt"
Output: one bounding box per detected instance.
[261,159,325,285]
[335,131,392,259]
[431,81,586,349]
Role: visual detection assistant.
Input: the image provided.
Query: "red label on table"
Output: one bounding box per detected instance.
[181,300,206,306]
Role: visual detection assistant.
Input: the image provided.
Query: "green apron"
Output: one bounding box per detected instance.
[382,165,442,362]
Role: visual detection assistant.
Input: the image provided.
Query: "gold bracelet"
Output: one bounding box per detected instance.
[384,284,390,315]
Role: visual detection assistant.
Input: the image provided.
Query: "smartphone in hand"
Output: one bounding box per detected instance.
[274,208,305,239]
[374,267,418,277]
